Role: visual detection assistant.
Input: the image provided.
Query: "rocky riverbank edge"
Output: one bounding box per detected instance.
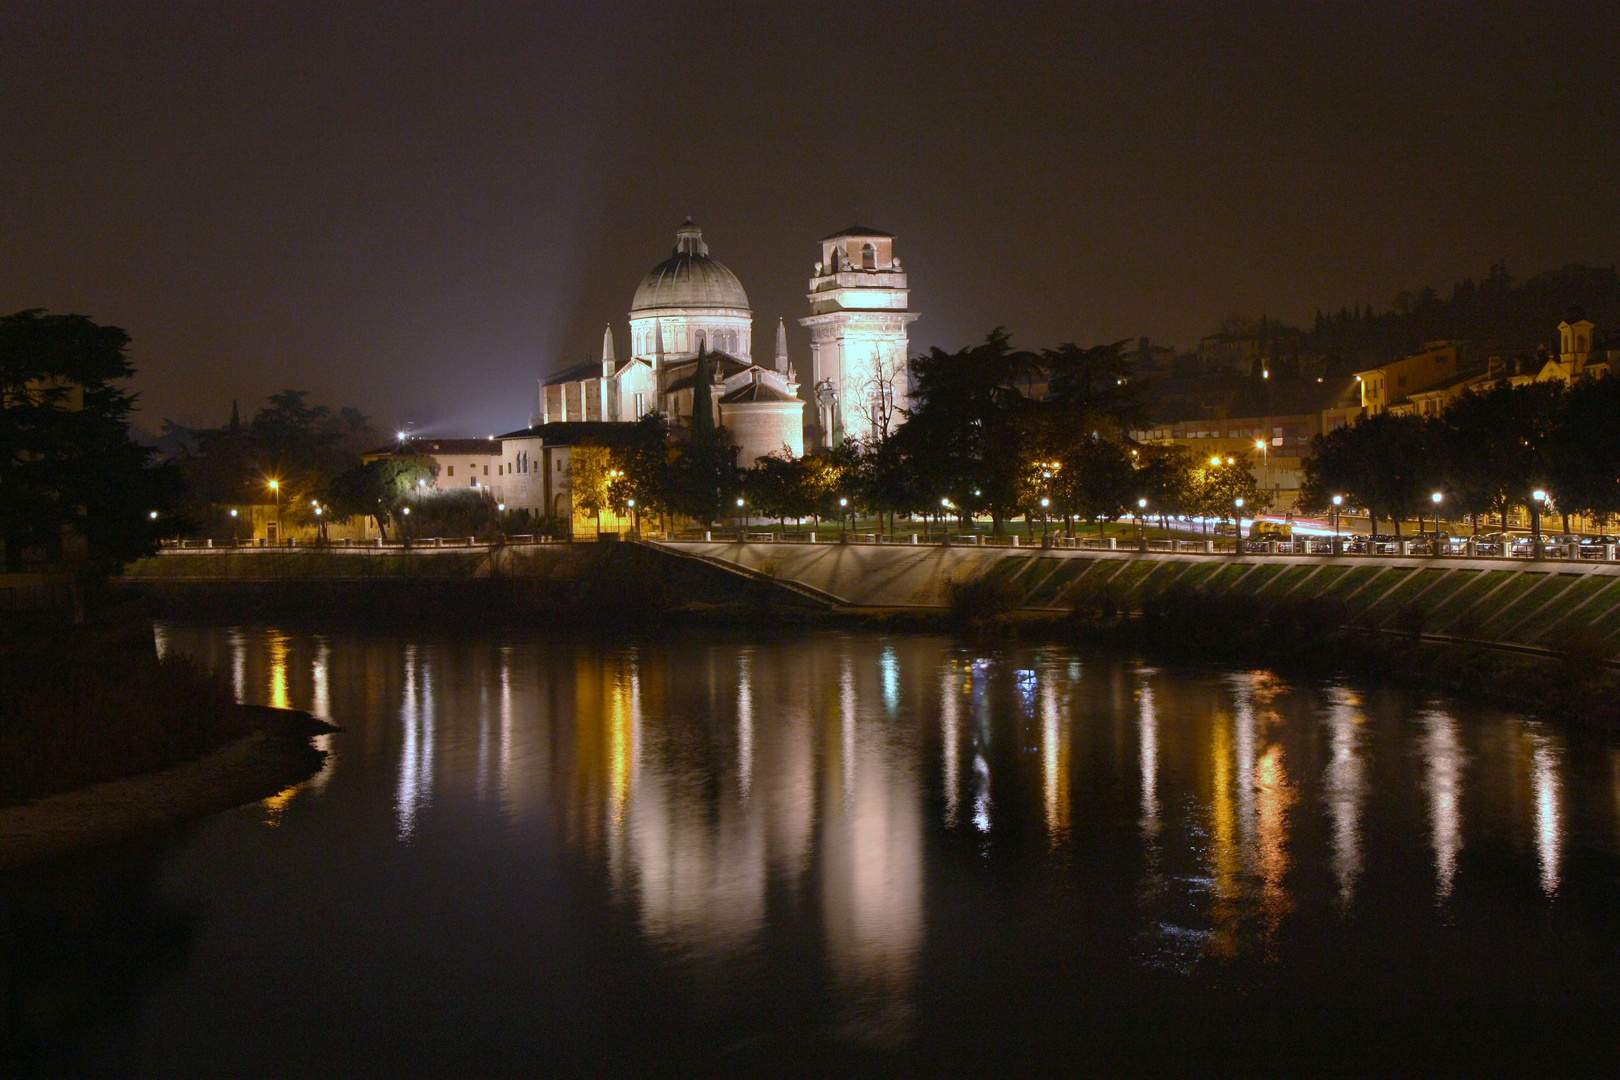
[0,705,334,872]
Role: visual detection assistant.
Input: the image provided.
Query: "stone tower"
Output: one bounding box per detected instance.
[798,226,918,447]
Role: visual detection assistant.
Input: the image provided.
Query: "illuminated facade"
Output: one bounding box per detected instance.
[799,226,920,448]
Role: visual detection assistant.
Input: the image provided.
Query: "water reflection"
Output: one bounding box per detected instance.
[1323,688,1366,907]
[141,623,1620,1060]
[1422,710,1465,901]
[1529,726,1564,895]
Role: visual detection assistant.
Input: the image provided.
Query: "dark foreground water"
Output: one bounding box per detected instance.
[7,627,1620,1077]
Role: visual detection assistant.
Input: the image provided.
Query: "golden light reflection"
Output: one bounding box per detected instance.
[267,632,290,711]
[230,628,246,703]
[1423,710,1465,901]
[607,665,637,828]
[1208,713,1240,958]
[260,782,302,825]
[1252,742,1294,934]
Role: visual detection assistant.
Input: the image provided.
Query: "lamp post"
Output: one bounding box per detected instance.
[838,496,848,538]
[1137,497,1148,547]
[1531,489,1547,557]
[738,496,747,535]
[267,479,281,544]
[1332,494,1343,545]
[1040,497,1050,540]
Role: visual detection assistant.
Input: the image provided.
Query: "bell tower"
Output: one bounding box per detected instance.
[799,226,919,447]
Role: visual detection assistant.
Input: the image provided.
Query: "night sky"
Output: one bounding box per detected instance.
[4,2,1617,438]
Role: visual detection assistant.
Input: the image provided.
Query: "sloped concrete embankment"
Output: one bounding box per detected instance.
[662,541,1620,652]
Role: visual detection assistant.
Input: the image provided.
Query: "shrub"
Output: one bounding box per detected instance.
[946,573,1025,623]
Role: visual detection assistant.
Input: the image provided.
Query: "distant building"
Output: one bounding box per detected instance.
[538,221,815,466]
[1353,341,1463,416]
[363,437,503,492]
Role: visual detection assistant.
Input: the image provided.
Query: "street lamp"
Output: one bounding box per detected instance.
[1332,494,1343,542]
[1531,489,1548,552]
[1137,497,1148,545]
[148,510,158,520]
[1040,496,1050,539]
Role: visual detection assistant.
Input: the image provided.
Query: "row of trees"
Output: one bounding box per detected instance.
[579,332,1270,536]
[1301,377,1620,536]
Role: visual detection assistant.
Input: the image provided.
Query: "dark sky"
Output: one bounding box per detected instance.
[4,2,1617,437]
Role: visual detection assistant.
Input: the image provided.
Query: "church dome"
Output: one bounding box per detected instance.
[631,220,750,313]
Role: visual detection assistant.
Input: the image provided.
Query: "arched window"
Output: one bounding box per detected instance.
[695,330,706,353]
[861,242,876,270]
[727,330,738,354]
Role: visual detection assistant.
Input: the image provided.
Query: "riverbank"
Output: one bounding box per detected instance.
[0,704,332,872]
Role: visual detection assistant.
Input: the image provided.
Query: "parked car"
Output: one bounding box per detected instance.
[1579,535,1617,556]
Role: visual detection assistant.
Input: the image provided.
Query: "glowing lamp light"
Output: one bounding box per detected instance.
[314,507,322,516]
[1533,489,1547,502]
[497,503,505,511]
[1234,498,1245,509]
[1040,498,1050,507]
[940,497,951,508]
[230,509,239,517]
[148,510,158,519]
[267,480,279,491]
[1332,495,1344,506]
[1138,498,1147,508]
[401,507,410,515]
[1432,492,1444,504]
[1226,457,1235,465]
[1255,440,1266,451]
[737,497,745,506]
[839,497,848,507]
[624,500,632,508]
[1210,455,1222,466]
[1262,369,1270,379]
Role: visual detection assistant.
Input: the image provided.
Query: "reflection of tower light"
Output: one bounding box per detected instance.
[268,632,290,711]
[940,667,960,827]
[841,654,856,808]
[395,647,433,840]
[972,753,991,833]
[499,646,513,800]
[1138,678,1160,838]
[1323,689,1366,907]
[1422,711,1465,901]
[881,646,899,714]
[738,653,754,799]
[307,641,335,793]
[823,691,924,1048]
[1040,674,1069,844]
[1530,728,1564,896]
[230,629,246,703]
[153,623,169,660]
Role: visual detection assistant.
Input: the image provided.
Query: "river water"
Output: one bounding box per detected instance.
[7,625,1620,1076]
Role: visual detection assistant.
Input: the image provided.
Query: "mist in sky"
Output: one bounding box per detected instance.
[3,1,1616,437]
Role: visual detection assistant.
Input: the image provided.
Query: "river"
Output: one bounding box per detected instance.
[6,625,1620,1076]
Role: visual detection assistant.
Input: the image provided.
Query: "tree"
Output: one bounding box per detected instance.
[895,329,1035,532]
[1433,382,1561,533]
[1050,435,1134,537]
[1132,444,1196,528]
[1300,413,1428,535]
[0,309,178,573]
[1546,375,1620,531]
[322,458,430,540]
[1194,451,1270,530]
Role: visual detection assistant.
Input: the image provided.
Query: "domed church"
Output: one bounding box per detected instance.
[535,219,915,466]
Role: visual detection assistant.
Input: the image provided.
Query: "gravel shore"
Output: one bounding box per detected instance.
[0,706,332,871]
